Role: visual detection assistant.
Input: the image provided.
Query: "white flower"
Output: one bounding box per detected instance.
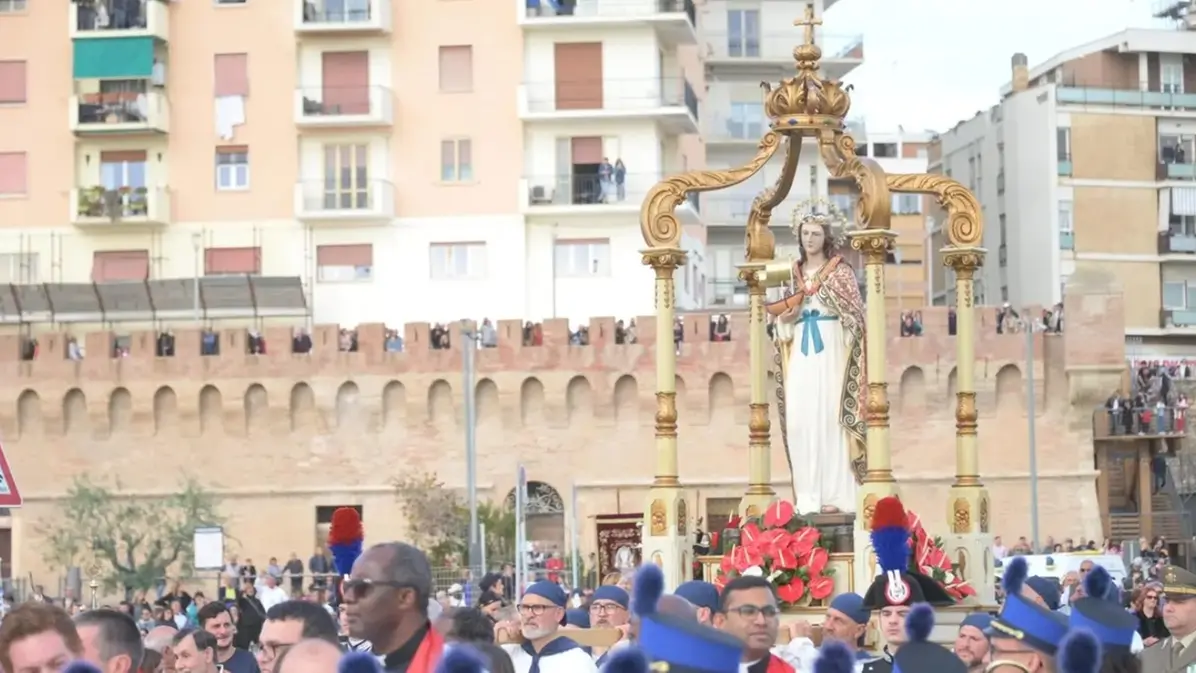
[742,565,765,577]
[767,569,784,583]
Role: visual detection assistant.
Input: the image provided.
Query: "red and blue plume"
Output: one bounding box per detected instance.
[870,497,911,574]
[328,507,364,578]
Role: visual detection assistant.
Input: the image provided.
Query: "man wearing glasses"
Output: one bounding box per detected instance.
[501,581,596,673]
[588,586,630,666]
[712,576,795,673]
[253,601,339,673]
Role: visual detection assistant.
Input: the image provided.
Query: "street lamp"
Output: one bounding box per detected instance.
[460,322,482,570]
[1019,313,1041,550]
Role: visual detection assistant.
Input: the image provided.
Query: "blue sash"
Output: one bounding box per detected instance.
[797,308,838,356]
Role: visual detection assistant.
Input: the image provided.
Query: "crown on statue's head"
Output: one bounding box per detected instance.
[791,196,853,246]
[762,3,853,131]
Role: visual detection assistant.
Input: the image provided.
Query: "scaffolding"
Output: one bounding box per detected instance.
[0,275,309,327]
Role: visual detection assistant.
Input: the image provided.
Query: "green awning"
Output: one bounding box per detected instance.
[73,37,154,79]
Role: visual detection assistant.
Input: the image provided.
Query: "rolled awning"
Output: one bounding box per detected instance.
[73,37,154,79]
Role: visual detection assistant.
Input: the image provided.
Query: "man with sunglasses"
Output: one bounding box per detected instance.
[500,580,596,673]
[342,542,444,673]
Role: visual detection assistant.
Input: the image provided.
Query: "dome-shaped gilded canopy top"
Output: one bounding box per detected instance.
[763,3,853,132]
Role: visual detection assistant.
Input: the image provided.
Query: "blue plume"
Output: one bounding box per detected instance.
[64,662,102,673]
[338,651,383,673]
[813,640,855,673]
[1002,556,1028,596]
[905,603,935,643]
[871,526,910,574]
[1058,628,1102,673]
[632,563,663,616]
[1082,565,1111,602]
[330,539,363,578]
[433,645,488,673]
[601,648,650,673]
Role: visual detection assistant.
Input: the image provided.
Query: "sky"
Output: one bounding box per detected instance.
[824,0,1163,132]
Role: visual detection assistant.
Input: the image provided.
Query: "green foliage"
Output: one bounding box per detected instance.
[36,475,225,592]
[391,472,516,567]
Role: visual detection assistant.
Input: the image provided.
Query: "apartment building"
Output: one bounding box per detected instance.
[828,126,932,311]
[929,18,1196,354]
[0,0,706,330]
[699,0,864,308]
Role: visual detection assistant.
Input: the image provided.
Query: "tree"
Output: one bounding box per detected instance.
[391,472,515,567]
[36,475,225,593]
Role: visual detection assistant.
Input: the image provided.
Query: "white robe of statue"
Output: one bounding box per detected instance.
[773,287,858,514]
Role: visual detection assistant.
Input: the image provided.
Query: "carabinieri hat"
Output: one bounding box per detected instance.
[890,604,966,673]
[988,557,1069,656]
[1067,565,1137,653]
[861,497,955,610]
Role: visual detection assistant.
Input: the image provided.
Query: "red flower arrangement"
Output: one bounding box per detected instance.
[906,508,977,601]
[714,500,836,607]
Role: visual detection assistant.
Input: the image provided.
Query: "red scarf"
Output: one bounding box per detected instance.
[767,654,796,673]
[408,625,445,673]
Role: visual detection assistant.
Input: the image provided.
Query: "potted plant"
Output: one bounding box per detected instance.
[129,187,149,216]
[714,500,836,608]
[79,186,106,217]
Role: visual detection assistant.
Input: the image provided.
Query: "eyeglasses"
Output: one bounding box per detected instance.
[1146,594,1160,601]
[589,602,626,614]
[342,579,411,601]
[249,642,293,660]
[723,605,779,619]
[517,604,560,616]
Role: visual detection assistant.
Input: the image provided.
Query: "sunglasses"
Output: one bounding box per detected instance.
[342,579,412,601]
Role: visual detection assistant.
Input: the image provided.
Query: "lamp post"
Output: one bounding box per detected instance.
[461,323,482,571]
[1023,317,1040,550]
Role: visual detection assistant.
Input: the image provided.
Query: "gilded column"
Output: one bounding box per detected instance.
[738,262,776,516]
[942,246,995,606]
[640,247,690,589]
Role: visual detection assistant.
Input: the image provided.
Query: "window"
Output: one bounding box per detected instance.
[214,53,249,97]
[216,0,247,5]
[440,139,473,181]
[317,243,373,282]
[0,0,27,12]
[726,10,760,57]
[554,239,611,277]
[999,214,1007,246]
[323,143,369,209]
[1058,200,1073,233]
[1163,281,1191,309]
[1163,60,1184,94]
[0,252,37,283]
[0,152,27,196]
[890,193,921,215]
[0,60,26,104]
[1161,134,1195,164]
[438,46,473,93]
[92,250,149,282]
[728,102,763,139]
[873,143,898,158]
[829,193,854,222]
[215,147,249,190]
[1057,128,1071,161]
[204,247,261,276]
[430,242,485,279]
[1172,213,1196,237]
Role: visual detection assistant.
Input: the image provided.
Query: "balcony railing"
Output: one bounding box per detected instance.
[523,172,690,211]
[523,0,695,25]
[1159,232,1196,254]
[1093,408,1186,440]
[72,0,169,40]
[704,114,764,142]
[71,90,169,133]
[294,179,395,219]
[704,30,863,61]
[1057,87,1196,111]
[1166,161,1196,180]
[1057,158,1072,176]
[297,0,391,31]
[708,278,749,307]
[521,77,699,119]
[71,187,170,225]
[294,86,393,125]
[1161,308,1196,328]
[1059,231,1074,250]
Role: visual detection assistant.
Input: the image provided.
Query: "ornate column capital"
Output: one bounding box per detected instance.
[736,262,767,292]
[846,230,897,265]
[941,247,987,280]
[641,247,688,270]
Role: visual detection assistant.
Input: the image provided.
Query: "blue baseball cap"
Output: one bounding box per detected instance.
[674,581,720,613]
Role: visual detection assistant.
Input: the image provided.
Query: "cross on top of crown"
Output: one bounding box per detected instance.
[794,3,822,46]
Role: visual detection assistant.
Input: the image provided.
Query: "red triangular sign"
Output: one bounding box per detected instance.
[0,440,23,508]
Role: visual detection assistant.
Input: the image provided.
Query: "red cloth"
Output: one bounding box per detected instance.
[409,625,445,673]
[767,654,796,673]
[546,557,564,583]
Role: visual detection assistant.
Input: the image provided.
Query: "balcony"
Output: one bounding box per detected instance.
[704,114,764,148]
[704,30,864,80]
[520,172,701,223]
[1057,87,1196,112]
[1161,308,1196,329]
[1164,161,1196,181]
[70,187,170,227]
[70,0,169,41]
[293,180,395,223]
[1160,232,1196,255]
[1059,231,1074,250]
[70,90,169,134]
[518,77,698,134]
[294,0,392,34]
[520,0,696,47]
[1057,158,1072,176]
[294,86,393,128]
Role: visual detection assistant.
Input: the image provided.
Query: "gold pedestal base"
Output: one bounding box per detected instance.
[856,478,900,531]
[943,484,996,605]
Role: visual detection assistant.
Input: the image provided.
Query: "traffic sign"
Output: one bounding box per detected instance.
[0,440,24,508]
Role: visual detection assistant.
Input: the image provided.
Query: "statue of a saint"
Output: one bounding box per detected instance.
[768,201,867,515]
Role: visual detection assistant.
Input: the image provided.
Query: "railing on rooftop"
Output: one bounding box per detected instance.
[0,277,309,325]
[1056,87,1196,111]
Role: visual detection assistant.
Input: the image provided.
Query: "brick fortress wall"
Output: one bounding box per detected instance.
[0,281,1125,585]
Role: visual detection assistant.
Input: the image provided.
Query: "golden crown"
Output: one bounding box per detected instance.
[791,196,852,246]
[762,4,853,130]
